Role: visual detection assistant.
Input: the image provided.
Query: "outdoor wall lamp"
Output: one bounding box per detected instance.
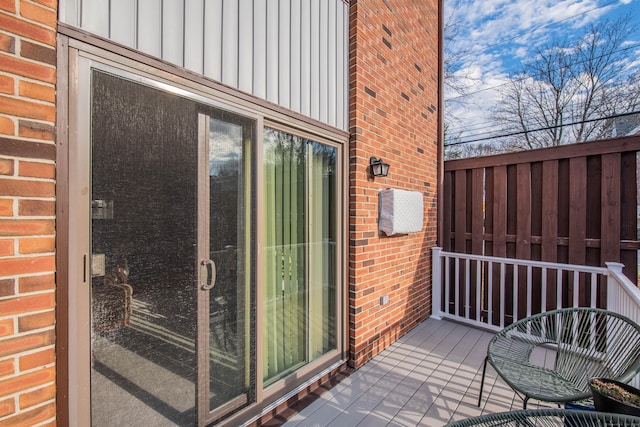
[369,157,390,177]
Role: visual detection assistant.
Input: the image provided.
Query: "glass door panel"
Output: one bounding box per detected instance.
[198,113,254,425]
[89,70,255,427]
[90,71,198,426]
[262,128,338,385]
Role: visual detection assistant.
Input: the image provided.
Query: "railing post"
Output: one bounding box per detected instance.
[431,247,442,320]
[605,262,624,313]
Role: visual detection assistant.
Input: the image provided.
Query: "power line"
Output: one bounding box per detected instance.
[445,110,640,146]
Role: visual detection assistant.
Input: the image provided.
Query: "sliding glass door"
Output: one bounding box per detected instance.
[262,127,338,385]
[70,54,343,427]
[88,69,255,426]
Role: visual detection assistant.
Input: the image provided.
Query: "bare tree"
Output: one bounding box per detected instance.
[443,7,482,144]
[494,15,639,150]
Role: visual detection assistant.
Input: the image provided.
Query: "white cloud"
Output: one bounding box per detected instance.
[444,0,640,142]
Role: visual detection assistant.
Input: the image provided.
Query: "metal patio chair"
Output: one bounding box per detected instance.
[478,307,640,409]
[446,408,640,426]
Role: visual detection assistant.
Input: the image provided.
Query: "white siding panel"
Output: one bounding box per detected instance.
[184,0,204,74]
[221,0,239,87]
[327,0,337,128]
[336,3,347,131]
[319,0,328,123]
[310,0,320,121]
[162,0,184,66]
[238,0,253,93]
[290,0,301,114]
[300,1,311,117]
[278,0,290,109]
[253,1,267,99]
[81,0,109,38]
[110,0,136,47]
[60,0,80,27]
[137,0,162,58]
[265,1,279,104]
[203,0,223,82]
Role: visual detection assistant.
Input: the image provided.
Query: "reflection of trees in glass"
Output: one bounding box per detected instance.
[210,119,242,177]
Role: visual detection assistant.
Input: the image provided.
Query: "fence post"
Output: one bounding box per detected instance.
[432,247,442,319]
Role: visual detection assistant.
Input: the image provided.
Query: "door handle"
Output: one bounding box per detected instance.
[200,259,216,290]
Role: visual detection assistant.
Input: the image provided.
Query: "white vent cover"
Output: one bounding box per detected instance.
[379,189,424,236]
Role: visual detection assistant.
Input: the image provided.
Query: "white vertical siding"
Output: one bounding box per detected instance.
[238,0,254,94]
[300,1,311,117]
[278,0,291,109]
[203,0,223,82]
[289,1,301,113]
[80,0,109,38]
[253,1,267,99]
[265,1,279,104]
[162,0,184,65]
[319,0,328,124]
[336,4,347,131]
[184,0,204,74]
[221,0,239,88]
[110,0,136,47]
[327,0,337,127]
[138,0,162,58]
[310,0,320,121]
[61,0,349,131]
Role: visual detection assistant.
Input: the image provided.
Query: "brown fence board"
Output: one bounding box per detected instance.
[601,153,621,265]
[568,157,587,265]
[443,171,453,251]
[493,166,507,257]
[455,170,467,253]
[470,168,484,319]
[568,157,588,306]
[514,163,530,321]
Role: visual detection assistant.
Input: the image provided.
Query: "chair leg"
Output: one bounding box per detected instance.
[523,396,529,409]
[477,356,488,407]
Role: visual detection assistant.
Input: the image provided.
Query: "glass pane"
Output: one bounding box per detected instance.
[208,117,252,411]
[307,142,337,361]
[90,71,198,426]
[262,128,337,385]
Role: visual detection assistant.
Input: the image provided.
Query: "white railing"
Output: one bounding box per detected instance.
[431,247,640,331]
[432,248,640,387]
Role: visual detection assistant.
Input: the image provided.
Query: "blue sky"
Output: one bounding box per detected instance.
[444,0,640,144]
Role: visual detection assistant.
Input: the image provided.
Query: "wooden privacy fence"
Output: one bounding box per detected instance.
[442,135,640,322]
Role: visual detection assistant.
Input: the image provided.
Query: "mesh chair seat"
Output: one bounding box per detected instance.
[478,308,640,408]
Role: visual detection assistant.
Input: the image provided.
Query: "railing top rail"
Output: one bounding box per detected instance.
[438,249,609,275]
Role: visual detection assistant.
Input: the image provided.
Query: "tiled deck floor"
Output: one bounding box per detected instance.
[282,317,554,427]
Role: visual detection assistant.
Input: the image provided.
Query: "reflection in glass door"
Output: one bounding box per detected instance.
[90,71,199,426]
[197,114,254,425]
[89,70,254,427]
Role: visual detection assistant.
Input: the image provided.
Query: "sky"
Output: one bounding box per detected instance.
[444,0,640,146]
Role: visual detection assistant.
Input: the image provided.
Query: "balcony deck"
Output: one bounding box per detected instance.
[281,317,556,427]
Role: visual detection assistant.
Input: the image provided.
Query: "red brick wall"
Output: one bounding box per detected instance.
[349,0,440,367]
[0,0,57,425]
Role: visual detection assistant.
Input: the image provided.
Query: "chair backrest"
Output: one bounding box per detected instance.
[550,308,640,391]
